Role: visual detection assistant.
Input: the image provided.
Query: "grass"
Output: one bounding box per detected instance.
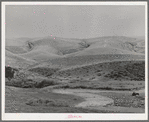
[98,92,145,108]
[6,61,145,91]
[5,86,107,113]
[29,67,59,77]
[6,86,133,113]
[26,98,69,107]
[104,62,145,81]
[35,79,58,88]
[54,79,145,91]
[5,36,145,113]
[46,54,145,68]
[54,61,145,82]
[6,78,58,88]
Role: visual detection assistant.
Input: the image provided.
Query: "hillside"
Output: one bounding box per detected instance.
[29,60,145,82]
[6,50,36,68]
[6,36,145,56]
[84,36,145,55]
[5,36,146,113]
[5,36,145,69]
[31,54,144,69]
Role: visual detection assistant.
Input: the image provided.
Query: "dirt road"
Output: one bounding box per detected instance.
[52,88,145,113]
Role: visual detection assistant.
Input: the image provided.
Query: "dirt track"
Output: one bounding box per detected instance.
[52,89,145,113]
[53,89,114,107]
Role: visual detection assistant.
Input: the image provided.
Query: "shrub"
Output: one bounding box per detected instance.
[6,79,23,87]
[6,79,58,88]
[35,79,58,88]
[26,98,69,107]
[96,70,102,72]
[97,73,101,76]
[6,78,36,88]
[29,67,59,77]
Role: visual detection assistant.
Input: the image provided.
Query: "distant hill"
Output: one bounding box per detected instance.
[5,36,145,69]
[6,50,36,68]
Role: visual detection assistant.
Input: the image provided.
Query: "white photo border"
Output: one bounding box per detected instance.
[1,1,148,120]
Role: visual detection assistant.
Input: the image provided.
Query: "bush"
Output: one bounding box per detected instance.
[97,73,101,76]
[6,78,36,88]
[26,98,69,107]
[35,79,57,88]
[96,70,102,72]
[6,79,23,87]
[29,67,59,77]
[6,79,58,88]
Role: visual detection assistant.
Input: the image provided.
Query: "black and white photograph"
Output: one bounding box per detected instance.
[1,1,148,120]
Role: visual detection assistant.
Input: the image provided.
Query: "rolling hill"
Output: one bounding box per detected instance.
[5,36,145,69]
[5,36,146,113]
[5,50,36,68]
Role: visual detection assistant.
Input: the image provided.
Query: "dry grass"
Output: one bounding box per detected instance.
[6,60,145,91]
[5,36,146,113]
[29,67,59,77]
[6,86,107,113]
[98,92,145,108]
[54,61,145,81]
[6,50,35,68]
[6,79,58,88]
[43,54,144,68]
[6,36,145,69]
[54,80,145,91]
[26,98,69,107]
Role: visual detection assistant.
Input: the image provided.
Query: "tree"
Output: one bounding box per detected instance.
[5,66,15,81]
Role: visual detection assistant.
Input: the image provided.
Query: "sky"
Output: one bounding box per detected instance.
[5,5,145,39]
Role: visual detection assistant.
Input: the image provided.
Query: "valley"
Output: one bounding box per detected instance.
[5,36,145,113]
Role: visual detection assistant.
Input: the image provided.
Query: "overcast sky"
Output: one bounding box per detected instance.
[5,5,145,39]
